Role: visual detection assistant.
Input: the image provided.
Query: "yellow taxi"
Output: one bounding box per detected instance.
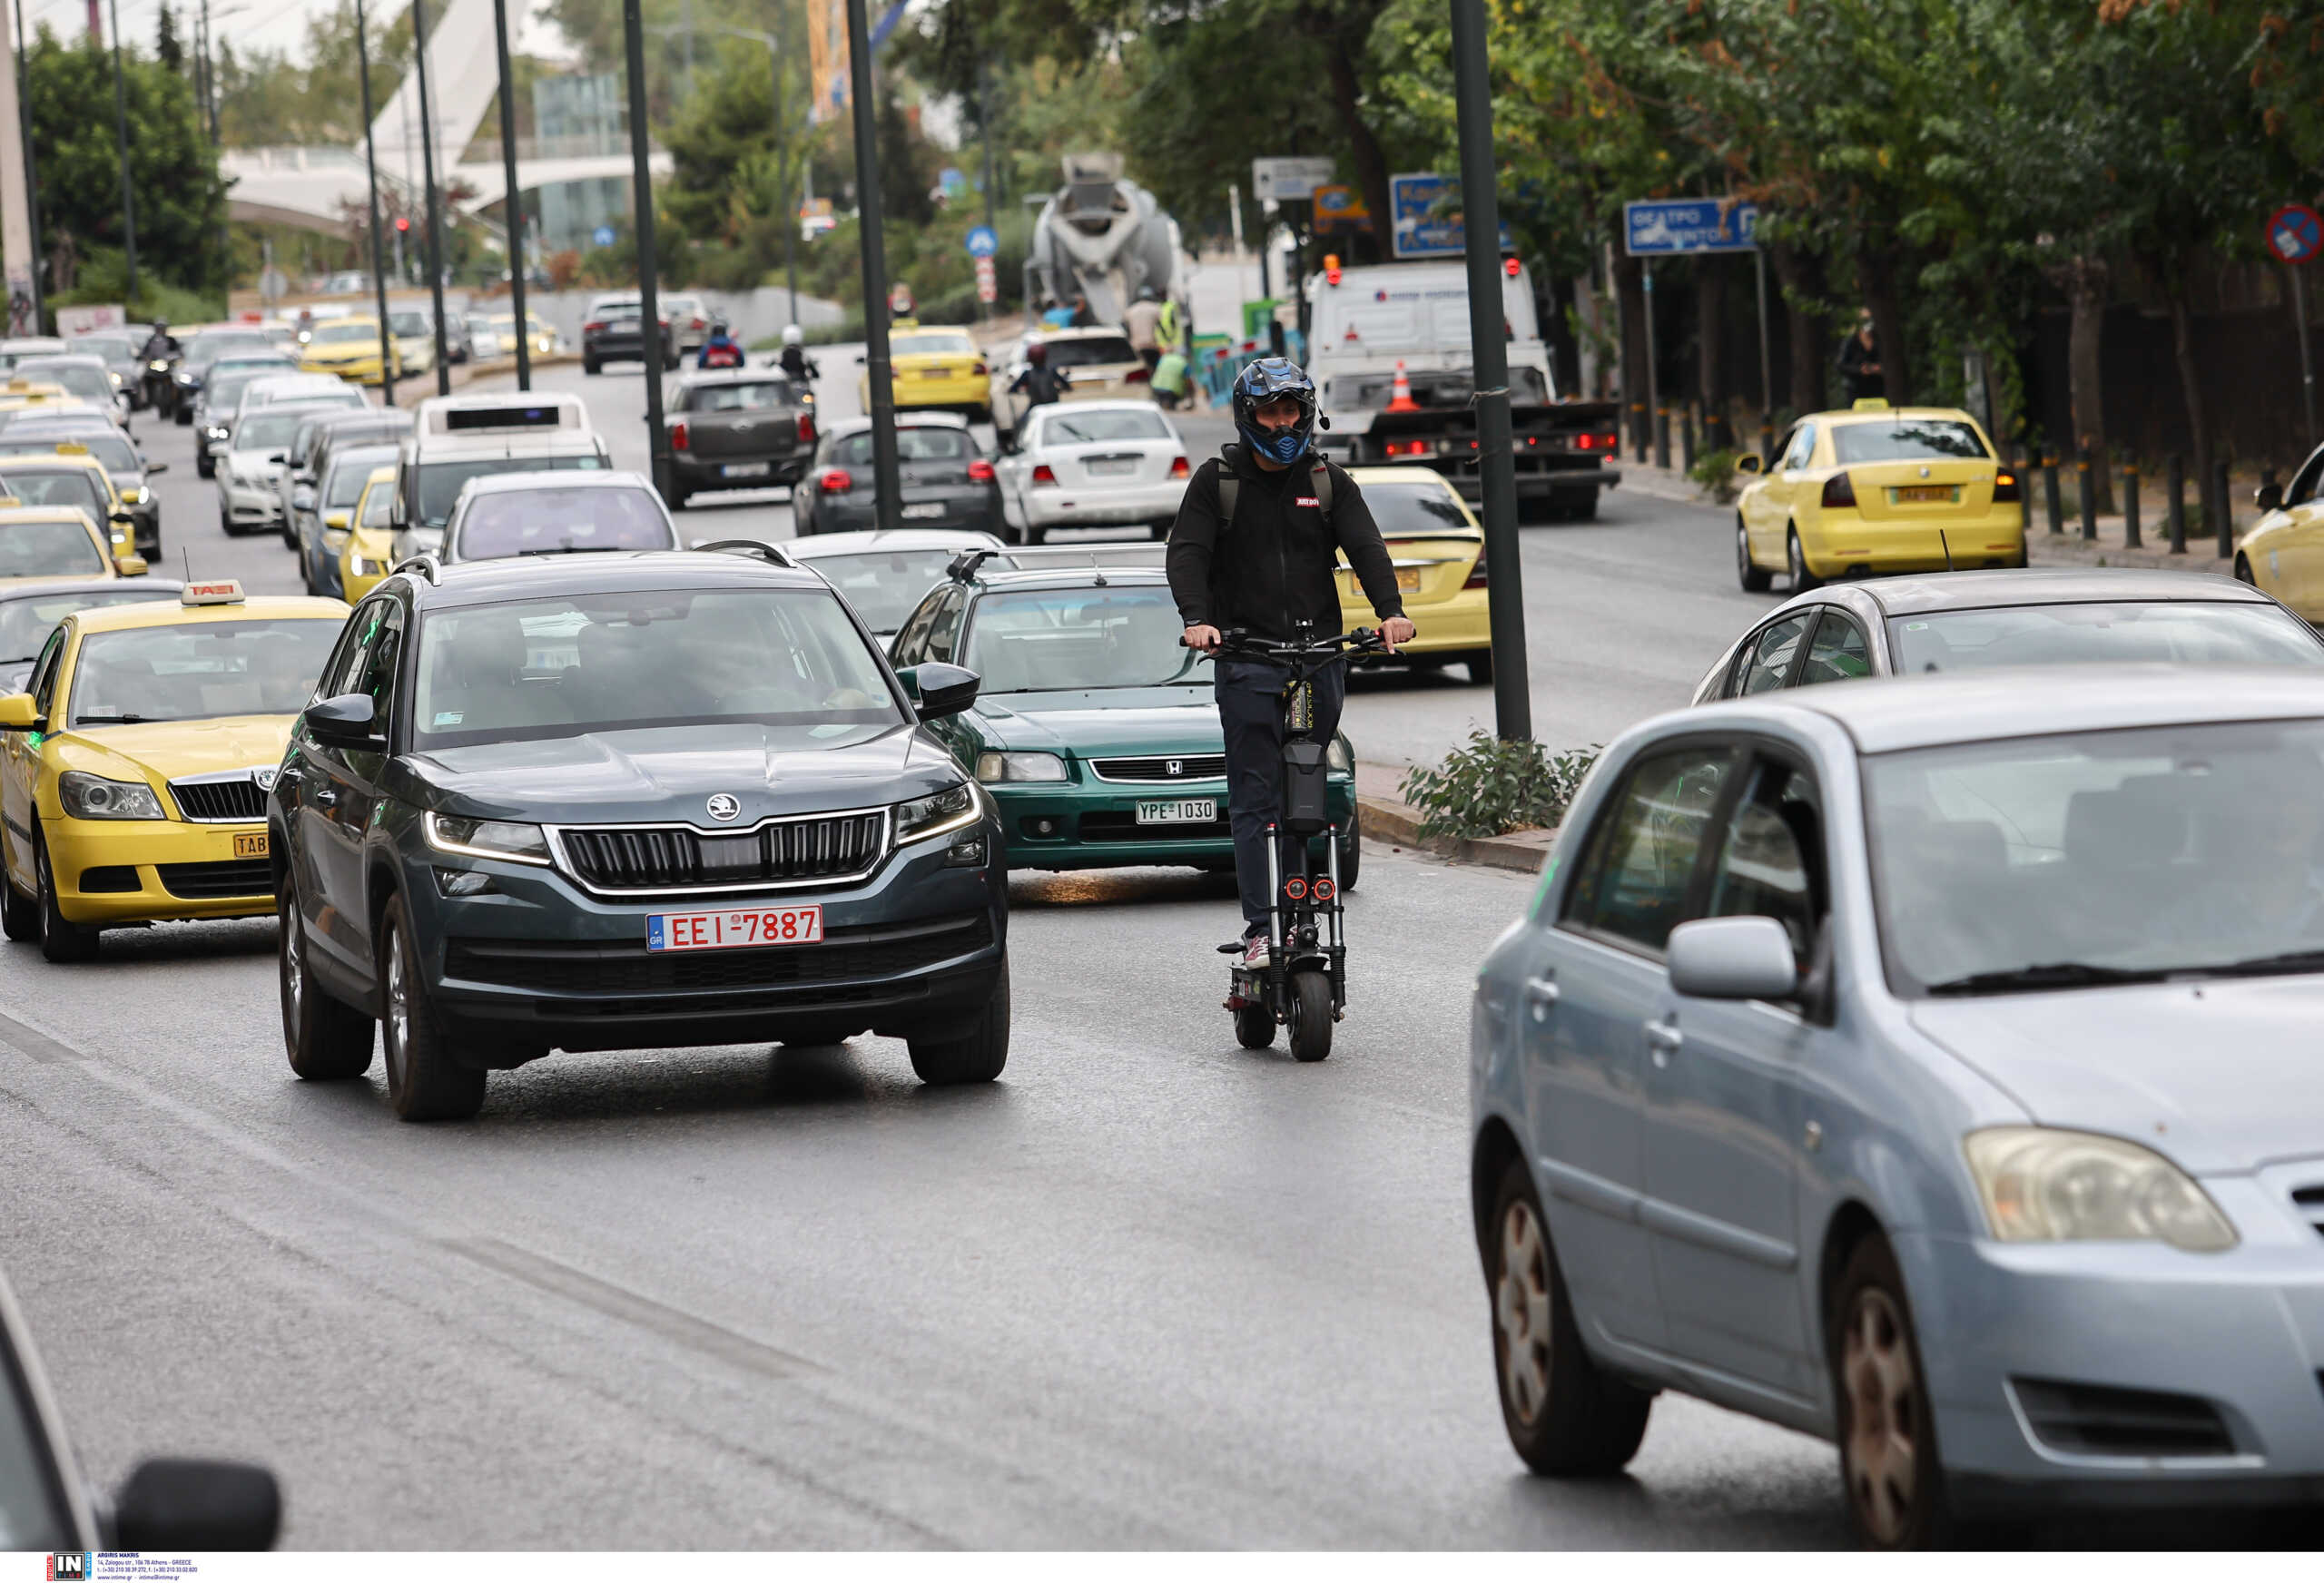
[2233,460,2324,618]
[861,328,990,419]
[299,317,402,386]
[0,503,146,585]
[338,466,400,603]
[0,580,348,959]
[1332,467,1494,682]
[1734,399,2027,591]
[488,313,557,359]
[0,447,133,559]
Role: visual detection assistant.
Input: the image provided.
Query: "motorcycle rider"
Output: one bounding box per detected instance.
[1006,340,1070,437]
[773,324,820,382]
[1167,358,1415,965]
[138,319,181,414]
[697,318,745,369]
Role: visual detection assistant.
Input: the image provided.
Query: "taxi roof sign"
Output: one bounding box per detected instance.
[53,442,87,455]
[182,580,246,605]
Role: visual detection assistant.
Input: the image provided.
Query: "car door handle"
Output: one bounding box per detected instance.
[1643,1018,1683,1065]
[1523,976,1561,1020]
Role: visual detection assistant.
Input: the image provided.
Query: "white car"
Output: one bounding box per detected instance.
[781,526,1006,637]
[213,405,329,536]
[994,400,1190,544]
[662,293,712,353]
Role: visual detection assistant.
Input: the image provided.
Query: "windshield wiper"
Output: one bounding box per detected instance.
[2190,949,2324,980]
[75,713,177,725]
[1924,961,2169,996]
[516,545,629,556]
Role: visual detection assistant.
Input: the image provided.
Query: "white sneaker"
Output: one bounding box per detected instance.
[1241,934,1270,968]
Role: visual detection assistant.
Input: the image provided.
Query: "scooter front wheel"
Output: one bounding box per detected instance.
[1287,969,1333,1063]
[1234,1003,1275,1050]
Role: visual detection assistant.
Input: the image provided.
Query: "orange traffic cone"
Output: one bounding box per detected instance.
[1386,361,1420,412]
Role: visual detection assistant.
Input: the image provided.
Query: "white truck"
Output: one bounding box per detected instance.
[1028,152,1184,324]
[1307,259,1621,521]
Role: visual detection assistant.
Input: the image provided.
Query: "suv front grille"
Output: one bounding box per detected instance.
[2010,1377,2236,1458]
[555,811,887,892]
[444,911,992,996]
[169,776,266,821]
[1089,754,1226,782]
[156,859,271,899]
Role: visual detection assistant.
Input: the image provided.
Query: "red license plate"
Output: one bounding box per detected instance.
[647,905,822,952]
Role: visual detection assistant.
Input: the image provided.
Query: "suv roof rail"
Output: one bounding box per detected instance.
[946,546,1008,583]
[390,553,441,585]
[994,545,1169,569]
[692,537,796,569]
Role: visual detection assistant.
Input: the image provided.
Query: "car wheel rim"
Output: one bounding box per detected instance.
[385,926,410,1084]
[1494,1198,1554,1426]
[1788,536,1804,580]
[1842,1287,1919,1545]
[1738,524,1750,574]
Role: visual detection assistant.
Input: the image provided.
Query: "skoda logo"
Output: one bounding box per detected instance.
[705,792,742,822]
[251,766,278,792]
[1167,759,1184,777]
[1917,466,1931,478]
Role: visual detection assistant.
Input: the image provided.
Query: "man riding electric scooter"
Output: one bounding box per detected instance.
[1166,357,1415,970]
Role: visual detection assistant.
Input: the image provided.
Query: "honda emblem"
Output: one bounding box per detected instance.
[1167,759,1184,777]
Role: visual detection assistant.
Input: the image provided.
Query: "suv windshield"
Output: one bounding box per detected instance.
[412,587,900,747]
[454,486,673,560]
[1831,418,1989,464]
[1890,603,2324,672]
[69,618,340,725]
[1870,718,2324,994]
[0,519,101,578]
[963,585,1198,693]
[416,455,606,527]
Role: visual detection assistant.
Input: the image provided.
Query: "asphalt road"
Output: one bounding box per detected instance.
[0,380,1887,1549]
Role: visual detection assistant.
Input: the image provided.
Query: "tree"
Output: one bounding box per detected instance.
[156,6,184,74]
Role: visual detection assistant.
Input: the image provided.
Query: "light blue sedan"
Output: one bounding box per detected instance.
[1471,665,2324,1545]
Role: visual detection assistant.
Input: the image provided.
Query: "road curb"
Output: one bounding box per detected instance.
[1358,792,1555,875]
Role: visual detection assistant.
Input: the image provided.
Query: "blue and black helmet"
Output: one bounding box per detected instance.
[1231,357,1319,467]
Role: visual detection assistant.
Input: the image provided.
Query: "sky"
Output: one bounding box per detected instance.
[16,0,570,64]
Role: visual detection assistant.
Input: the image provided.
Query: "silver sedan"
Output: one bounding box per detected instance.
[1471,665,2324,1544]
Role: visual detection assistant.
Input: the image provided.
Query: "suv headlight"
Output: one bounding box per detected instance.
[975,750,1067,783]
[894,782,983,844]
[58,770,164,820]
[1964,1126,2238,1253]
[1326,734,1354,775]
[424,811,552,866]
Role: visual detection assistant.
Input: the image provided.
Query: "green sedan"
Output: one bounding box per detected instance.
[889,560,1361,881]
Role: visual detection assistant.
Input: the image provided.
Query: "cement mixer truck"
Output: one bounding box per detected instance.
[1028,152,1185,323]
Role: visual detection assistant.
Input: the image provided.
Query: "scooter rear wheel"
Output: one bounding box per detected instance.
[1287,969,1333,1063]
[1234,1003,1275,1050]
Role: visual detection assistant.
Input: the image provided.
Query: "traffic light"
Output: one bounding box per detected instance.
[395,217,410,233]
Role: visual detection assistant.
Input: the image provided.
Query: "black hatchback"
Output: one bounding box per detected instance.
[267,546,1008,1120]
[793,414,1005,539]
[665,369,817,508]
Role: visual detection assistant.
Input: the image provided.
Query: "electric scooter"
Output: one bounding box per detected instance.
[1202,624,1386,1063]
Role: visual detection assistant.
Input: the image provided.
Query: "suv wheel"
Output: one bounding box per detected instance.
[1,854,35,942]
[379,894,486,1121]
[280,883,375,1079]
[908,952,1009,1085]
[34,839,98,962]
[1486,1155,1651,1474]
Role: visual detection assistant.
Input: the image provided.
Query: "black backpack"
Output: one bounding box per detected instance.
[1214,443,1334,530]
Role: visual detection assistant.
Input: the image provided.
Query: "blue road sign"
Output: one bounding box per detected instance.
[1623,199,1760,256]
[1388,173,1513,261]
[592,224,616,249]
[965,224,1000,259]
[2268,204,2321,265]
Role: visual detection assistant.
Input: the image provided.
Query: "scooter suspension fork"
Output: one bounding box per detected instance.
[1265,819,1285,1003]
[1325,821,1346,1007]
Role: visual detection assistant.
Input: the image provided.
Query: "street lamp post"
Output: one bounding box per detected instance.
[491,0,528,388]
[353,0,394,406]
[843,0,900,530]
[15,0,43,331]
[621,0,671,498]
[1448,0,1530,741]
[410,0,452,394]
[104,0,136,306]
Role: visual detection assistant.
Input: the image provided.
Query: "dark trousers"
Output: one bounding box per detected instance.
[1216,657,1345,934]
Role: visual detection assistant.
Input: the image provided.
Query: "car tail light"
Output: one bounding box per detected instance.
[1993,469,2022,502]
[969,457,995,482]
[583,320,606,333]
[796,412,816,444]
[1169,456,1190,479]
[670,420,689,451]
[1821,471,1857,509]
[1123,366,1149,383]
[691,317,705,329]
[971,361,988,377]
[818,467,853,494]
[1384,439,1429,457]
[1576,432,1596,450]
[1031,464,1059,487]
[1598,432,1617,449]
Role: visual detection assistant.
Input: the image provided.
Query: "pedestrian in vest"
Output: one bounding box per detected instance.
[1125,287,1165,373]
[1156,294,1184,354]
[1166,357,1415,964]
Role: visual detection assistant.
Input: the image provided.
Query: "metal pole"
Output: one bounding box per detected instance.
[622,0,671,497]
[354,0,393,406]
[774,40,797,332]
[2167,453,2186,554]
[1753,246,1771,457]
[491,0,528,388]
[14,0,43,332]
[105,0,135,305]
[1642,259,1660,465]
[2287,267,2305,450]
[410,0,451,394]
[844,0,900,532]
[977,54,995,321]
[1448,0,1528,741]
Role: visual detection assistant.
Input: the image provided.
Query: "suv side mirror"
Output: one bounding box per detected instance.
[302,693,380,749]
[2256,483,2285,513]
[112,1458,281,1550]
[1667,916,1798,1002]
[897,662,979,720]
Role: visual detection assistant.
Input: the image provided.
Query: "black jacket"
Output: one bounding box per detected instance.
[1009,364,1071,406]
[1167,444,1404,644]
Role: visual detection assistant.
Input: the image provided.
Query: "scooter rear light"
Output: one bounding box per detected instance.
[1283,877,1307,900]
[1030,464,1059,487]
[1169,456,1190,479]
[969,457,995,482]
[1993,470,2022,502]
[1821,471,1858,509]
[670,420,689,451]
[1312,877,1336,901]
[817,467,853,494]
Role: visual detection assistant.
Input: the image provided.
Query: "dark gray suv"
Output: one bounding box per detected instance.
[267,547,1007,1120]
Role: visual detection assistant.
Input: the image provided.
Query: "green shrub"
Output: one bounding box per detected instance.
[1398,730,1600,841]
[1690,447,1747,505]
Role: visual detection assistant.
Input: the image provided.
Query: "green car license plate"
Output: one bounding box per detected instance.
[1137,798,1216,824]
